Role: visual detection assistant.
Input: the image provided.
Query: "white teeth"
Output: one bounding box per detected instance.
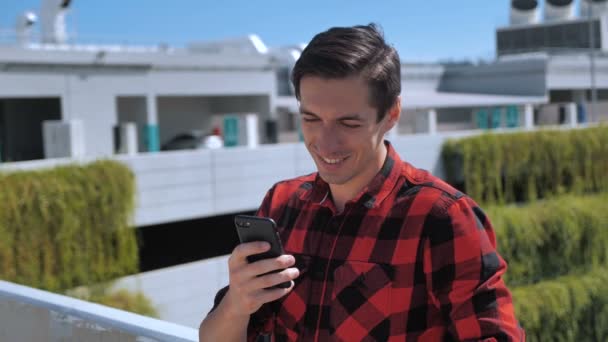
[322,157,346,164]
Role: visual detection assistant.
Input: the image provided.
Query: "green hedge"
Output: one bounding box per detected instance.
[441,126,608,204]
[0,160,139,292]
[487,193,608,287]
[512,267,608,342]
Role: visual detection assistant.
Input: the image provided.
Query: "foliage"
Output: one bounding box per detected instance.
[0,160,139,292]
[487,193,608,287]
[512,267,608,342]
[441,126,608,204]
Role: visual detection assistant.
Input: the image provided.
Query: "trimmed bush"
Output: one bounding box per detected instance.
[486,193,608,287]
[441,126,608,204]
[512,267,608,342]
[0,160,139,291]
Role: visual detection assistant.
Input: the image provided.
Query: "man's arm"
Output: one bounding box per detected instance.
[199,185,299,342]
[423,196,525,341]
[198,242,298,342]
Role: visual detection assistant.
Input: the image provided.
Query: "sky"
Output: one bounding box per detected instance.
[0,0,563,62]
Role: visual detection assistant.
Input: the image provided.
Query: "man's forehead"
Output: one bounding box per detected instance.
[299,77,373,107]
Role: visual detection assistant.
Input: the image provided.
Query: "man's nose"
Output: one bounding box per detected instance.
[315,124,342,153]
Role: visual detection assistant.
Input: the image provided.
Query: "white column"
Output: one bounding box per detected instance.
[524,104,534,130]
[428,109,437,135]
[566,102,578,127]
[145,94,160,152]
[146,94,158,125]
[117,122,138,155]
[414,109,438,134]
[244,113,259,148]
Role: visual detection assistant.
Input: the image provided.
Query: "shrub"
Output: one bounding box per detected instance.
[487,193,608,286]
[442,126,608,204]
[512,267,608,342]
[0,160,139,291]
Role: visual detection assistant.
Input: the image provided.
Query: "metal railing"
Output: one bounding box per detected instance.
[0,280,198,342]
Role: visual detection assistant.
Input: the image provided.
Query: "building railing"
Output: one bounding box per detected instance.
[0,280,198,342]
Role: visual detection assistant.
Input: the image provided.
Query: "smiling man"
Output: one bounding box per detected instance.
[199,24,524,341]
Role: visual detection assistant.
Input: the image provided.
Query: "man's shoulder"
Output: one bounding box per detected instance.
[399,162,468,215]
[401,162,464,200]
[268,172,318,199]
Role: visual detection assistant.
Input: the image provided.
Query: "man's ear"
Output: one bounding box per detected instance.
[384,96,401,131]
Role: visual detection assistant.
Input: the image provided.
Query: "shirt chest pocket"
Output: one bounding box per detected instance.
[330,261,394,341]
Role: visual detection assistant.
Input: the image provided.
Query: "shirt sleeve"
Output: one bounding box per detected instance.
[423,196,525,341]
[206,185,278,342]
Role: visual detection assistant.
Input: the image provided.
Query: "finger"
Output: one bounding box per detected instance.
[229,241,270,268]
[253,282,295,304]
[251,267,300,290]
[241,254,296,279]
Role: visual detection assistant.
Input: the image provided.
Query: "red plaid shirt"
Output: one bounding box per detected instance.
[212,142,524,341]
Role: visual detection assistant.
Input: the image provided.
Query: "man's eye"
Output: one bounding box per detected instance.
[302,117,319,122]
[342,122,361,128]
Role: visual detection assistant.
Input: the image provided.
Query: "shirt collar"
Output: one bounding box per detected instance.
[303,140,403,210]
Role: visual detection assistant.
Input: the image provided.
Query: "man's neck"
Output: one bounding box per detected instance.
[329,143,388,213]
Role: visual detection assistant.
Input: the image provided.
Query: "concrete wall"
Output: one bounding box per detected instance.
[547,55,608,90]
[402,64,445,92]
[439,58,547,96]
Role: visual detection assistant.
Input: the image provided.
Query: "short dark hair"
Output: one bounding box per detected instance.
[291,23,401,122]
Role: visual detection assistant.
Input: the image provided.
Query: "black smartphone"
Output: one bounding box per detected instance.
[234,215,291,289]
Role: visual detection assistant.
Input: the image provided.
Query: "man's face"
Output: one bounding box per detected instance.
[298,76,397,187]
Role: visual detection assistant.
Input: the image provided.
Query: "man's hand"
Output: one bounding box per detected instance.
[223,241,300,318]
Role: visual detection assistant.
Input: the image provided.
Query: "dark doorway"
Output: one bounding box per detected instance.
[0,98,61,162]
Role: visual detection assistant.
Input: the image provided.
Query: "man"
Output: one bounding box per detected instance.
[199,24,524,341]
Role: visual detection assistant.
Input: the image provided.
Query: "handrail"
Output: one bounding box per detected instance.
[0,280,198,342]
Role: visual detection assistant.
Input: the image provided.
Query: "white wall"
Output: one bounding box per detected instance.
[113,255,230,329]
[149,70,275,96]
[548,55,608,90]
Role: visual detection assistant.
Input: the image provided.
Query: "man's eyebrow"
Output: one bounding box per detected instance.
[338,114,363,121]
[299,107,363,121]
[299,106,318,116]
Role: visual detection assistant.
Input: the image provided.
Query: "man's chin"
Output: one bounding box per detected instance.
[318,171,349,186]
